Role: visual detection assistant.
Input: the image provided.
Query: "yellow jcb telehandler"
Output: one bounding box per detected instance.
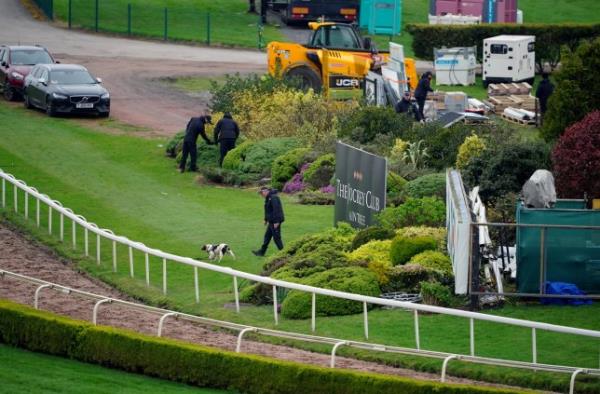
[267,22,417,98]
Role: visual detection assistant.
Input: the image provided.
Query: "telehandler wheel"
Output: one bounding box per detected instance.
[286,66,322,93]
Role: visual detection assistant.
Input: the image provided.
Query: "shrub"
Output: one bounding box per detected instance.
[462,141,550,204]
[271,148,311,190]
[541,38,600,141]
[199,167,254,186]
[223,137,300,177]
[296,190,335,205]
[4,300,514,394]
[403,122,474,171]
[351,226,396,250]
[347,240,393,285]
[165,131,185,157]
[222,140,253,170]
[338,105,412,144]
[303,153,335,189]
[233,87,347,144]
[283,172,307,194]
[420,281,453,307]
[281,267,380,319]
[209,73,300,113]
[377,197,446,229]
[408,251,453,276]
[382,264,442,294]
[404,173,446,200]
[456,134,486,170]
[407,23,600,71]
[551,111,600,199]
[390,236,437,265]
[387,171,407,206]
[396,227,447,252]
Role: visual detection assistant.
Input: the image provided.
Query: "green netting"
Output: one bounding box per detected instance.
[516,200,600,293]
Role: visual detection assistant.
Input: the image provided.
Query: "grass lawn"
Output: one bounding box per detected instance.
[52,0,284,48]
[0,344,232,393]
[0,101,599,392]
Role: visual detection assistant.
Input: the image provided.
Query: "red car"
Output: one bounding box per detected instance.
[0,45,55,101]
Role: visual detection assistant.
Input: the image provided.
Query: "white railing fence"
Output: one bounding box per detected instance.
[1,269,598,394]
[1,169,600,386]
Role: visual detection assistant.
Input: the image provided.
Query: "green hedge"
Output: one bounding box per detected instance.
[390,235,437,265]
[407,23,600,68]
[0,300,526,394]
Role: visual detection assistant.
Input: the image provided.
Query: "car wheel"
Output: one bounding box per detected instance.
[23,94,33,109]
[3,86,15,101]
[99,111,109,118]
[46,97,56,117]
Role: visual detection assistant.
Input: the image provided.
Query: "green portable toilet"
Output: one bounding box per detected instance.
[367,0,402,36]
[359,0,373,28]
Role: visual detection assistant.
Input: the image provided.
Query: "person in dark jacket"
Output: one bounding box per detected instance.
[213,112,240,167]
[395,91,421,121]
[253,187,285,256]
[179,115,212,173]
[535,72,555,121]
[414,71,433,121]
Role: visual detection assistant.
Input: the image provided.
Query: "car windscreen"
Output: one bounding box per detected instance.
[11,50,53,65]
[49,70,97,85]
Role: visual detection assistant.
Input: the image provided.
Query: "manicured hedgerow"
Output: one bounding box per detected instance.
[0,300,525,394]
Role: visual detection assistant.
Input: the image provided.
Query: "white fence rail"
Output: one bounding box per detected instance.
[1,169,600,384]
[1,269,598,394]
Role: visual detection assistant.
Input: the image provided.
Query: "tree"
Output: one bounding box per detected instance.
[462,141,550,203]
[551,111,600,199]
[541,38,600,141]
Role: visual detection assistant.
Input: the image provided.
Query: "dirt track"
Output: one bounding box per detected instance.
[0,220,543,392]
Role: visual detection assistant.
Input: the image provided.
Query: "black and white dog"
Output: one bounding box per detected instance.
[201,243,236,262]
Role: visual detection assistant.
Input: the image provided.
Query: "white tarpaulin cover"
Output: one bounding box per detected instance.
[522,169,557,208]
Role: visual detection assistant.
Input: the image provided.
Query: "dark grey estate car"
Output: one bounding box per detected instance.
[23,64,110,117]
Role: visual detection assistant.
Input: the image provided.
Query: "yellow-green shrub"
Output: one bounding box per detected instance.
[347,240,393,285]
[232,88,353,146]
[456,134,486,169]
[396,226,447,252]
[408,250,453,276]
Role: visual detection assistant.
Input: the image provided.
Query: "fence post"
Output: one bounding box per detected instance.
[128,246,134,277]
[48,207,52,235]
[539,227,546,294]
[127,3,132,36]
[233,276,240,313]
[363,301,369,339]
[112,240,117,272]
[163,8,168,41]
[13,185,17,213]
[1,178,5,207]
[145,252,150,286]
[206,13,210,45]
[194,266,200,303]
[84,228,88,256]
[49,0,54,20]
[96,233,101,264]
[59,213,64,241]
[95,0,99,32]
[532,327,537,364]
[162,258,167,295]
[24,192,28,219]
[68,0,72,29]
[470,318,475,356]
[72,219,76,249]
[36,199,40,227]
[272,285,278,325]
[311,292,316,332]
[414,310,420,350]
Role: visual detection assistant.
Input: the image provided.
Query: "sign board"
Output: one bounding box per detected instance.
[334,142,387,228]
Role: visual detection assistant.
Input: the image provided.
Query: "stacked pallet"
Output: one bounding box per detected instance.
[488,95,523,112]
[427,91,446,111]
[487,83,538,113]
[487,82,532,96]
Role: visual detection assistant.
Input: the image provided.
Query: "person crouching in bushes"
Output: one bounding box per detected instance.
[179,114,212,173]
[213,112,240,167]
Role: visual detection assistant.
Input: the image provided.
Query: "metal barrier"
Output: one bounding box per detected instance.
[0,269,598,391]
[2,169,600,381]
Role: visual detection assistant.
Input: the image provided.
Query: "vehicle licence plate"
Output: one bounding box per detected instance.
[76,103,94,109]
